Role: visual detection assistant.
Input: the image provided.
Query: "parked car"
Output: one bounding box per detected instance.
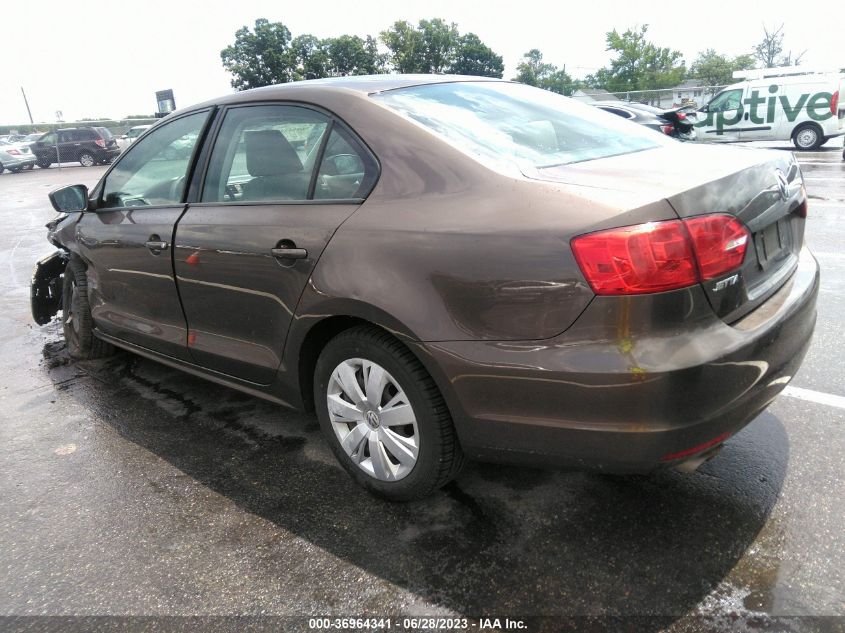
[0,139,37,173]
[695,67,845,150]
[117,125,152,150]
[31,127,120,168]
[31,76,818,500]
[591,100,697,140]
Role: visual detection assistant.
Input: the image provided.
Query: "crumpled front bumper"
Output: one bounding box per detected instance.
[31,250,68,325]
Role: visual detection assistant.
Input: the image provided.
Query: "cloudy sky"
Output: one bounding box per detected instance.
[1,0,842,125]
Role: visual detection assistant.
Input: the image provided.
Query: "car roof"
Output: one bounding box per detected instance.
[186,74,506,111]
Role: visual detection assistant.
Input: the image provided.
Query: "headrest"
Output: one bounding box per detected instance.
[245,129,302,177]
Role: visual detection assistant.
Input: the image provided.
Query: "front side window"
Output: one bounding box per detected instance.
[40,132,57,145]
[202,105,330,203]
[372,81,667,171]
[101,111,208,208]
[707,89,743,112]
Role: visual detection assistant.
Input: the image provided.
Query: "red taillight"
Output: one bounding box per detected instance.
[6,149,21,155]
[684,214,749,280]
[95,139,106,148]
[676,112,687,120]
[572,214,750,295]
[661,124,673,135]
[831,90,839,115]
[660,431,731,462]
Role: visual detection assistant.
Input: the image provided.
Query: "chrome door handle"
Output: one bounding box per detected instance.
[271,247,307,259]
[145,239,169,252]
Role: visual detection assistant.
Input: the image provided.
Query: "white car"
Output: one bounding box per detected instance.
[117,124,152,150]
[0,139,37,173]
[694,66,845,150]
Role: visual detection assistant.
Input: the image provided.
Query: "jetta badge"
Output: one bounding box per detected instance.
[775,170,789,202]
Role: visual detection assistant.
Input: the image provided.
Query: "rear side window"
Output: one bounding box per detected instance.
[100,111,209,208]
[313,127,378,200]
[75,129,97,141]
[373,81,666,170]
[202,105,330,203]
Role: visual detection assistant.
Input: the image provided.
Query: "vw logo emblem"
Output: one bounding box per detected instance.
[775,170,789,202]
[365,410,380,429]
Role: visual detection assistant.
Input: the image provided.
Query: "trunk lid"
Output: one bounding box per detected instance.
[536,143,806,322]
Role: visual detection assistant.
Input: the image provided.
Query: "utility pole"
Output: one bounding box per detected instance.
[20,87,34,126]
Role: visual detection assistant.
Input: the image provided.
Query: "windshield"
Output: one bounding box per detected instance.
[372,81,667,172]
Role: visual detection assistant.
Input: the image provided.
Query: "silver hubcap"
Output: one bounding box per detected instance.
[80,154,94,166]
[797,129,817,148]
[327,358,419,482]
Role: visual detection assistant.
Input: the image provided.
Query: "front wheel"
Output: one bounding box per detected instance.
[36,157,51,169]
[314,326,464,501]
[62,257,114,360]
[793,123,823,151]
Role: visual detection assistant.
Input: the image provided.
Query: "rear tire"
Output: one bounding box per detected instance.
[78,151,95,167]
[62,257,114,360]
[792,123,823,151]
[313,325,464,501]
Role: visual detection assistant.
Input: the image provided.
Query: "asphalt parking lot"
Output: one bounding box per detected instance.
[1,142,843,632]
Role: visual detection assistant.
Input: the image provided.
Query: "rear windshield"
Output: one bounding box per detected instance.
[372,81,667,172]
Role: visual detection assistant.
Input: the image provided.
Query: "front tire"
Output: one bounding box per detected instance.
[36,157,51,169]
[314,326,464,501]
[792,123,823,151]
[62,257,114,360]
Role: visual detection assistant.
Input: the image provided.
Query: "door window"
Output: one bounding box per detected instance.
[707,89,743,112]
[40,132,57,145]
[201,105,330,203]
[58,131,74,143]
[313,127,377,200]
[100,111,209,209]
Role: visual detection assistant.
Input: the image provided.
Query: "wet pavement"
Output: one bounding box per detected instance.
[1,143,844,632]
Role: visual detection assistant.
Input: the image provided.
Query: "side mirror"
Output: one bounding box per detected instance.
[48,184,89,213]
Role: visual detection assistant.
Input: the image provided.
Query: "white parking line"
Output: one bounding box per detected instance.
[782,386,845,410]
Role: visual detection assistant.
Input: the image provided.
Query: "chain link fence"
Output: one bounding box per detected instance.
[573,85,730,110]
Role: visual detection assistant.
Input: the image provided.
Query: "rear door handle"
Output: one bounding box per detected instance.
[145,238,169,253]
[271,247,307,259]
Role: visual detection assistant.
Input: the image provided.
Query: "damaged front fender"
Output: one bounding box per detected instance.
[31,250,69,325]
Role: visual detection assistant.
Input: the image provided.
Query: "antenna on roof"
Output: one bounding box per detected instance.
[733,66,843,80]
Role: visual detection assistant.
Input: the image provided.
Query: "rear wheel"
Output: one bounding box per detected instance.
[62,257,114,360]
[78,151,95,167]
[792,123,823,150]
[314,326,464,501]
[9,166,21,173]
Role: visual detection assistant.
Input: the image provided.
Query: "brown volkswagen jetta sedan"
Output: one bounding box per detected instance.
[31,76,819,500]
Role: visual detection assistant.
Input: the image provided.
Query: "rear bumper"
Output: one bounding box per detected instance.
[422,246,819,472]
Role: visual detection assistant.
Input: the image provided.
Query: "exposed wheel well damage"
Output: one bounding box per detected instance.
[31,250,69,325]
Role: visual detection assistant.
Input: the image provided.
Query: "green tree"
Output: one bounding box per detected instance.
[451,33,503,77]
[380,20,425,73]
[690,49,756,88]
[600,25,686,92]
[513,49,576,95]
[380,19,502,76]
[220,19,296,89]
[514,49,555,86]
[326,35,385,76]
[290,34,329,81]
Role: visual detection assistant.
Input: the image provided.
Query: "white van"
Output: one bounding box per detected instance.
[694,66,845,150]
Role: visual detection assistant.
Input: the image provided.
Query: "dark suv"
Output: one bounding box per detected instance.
[32,127,120,168]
